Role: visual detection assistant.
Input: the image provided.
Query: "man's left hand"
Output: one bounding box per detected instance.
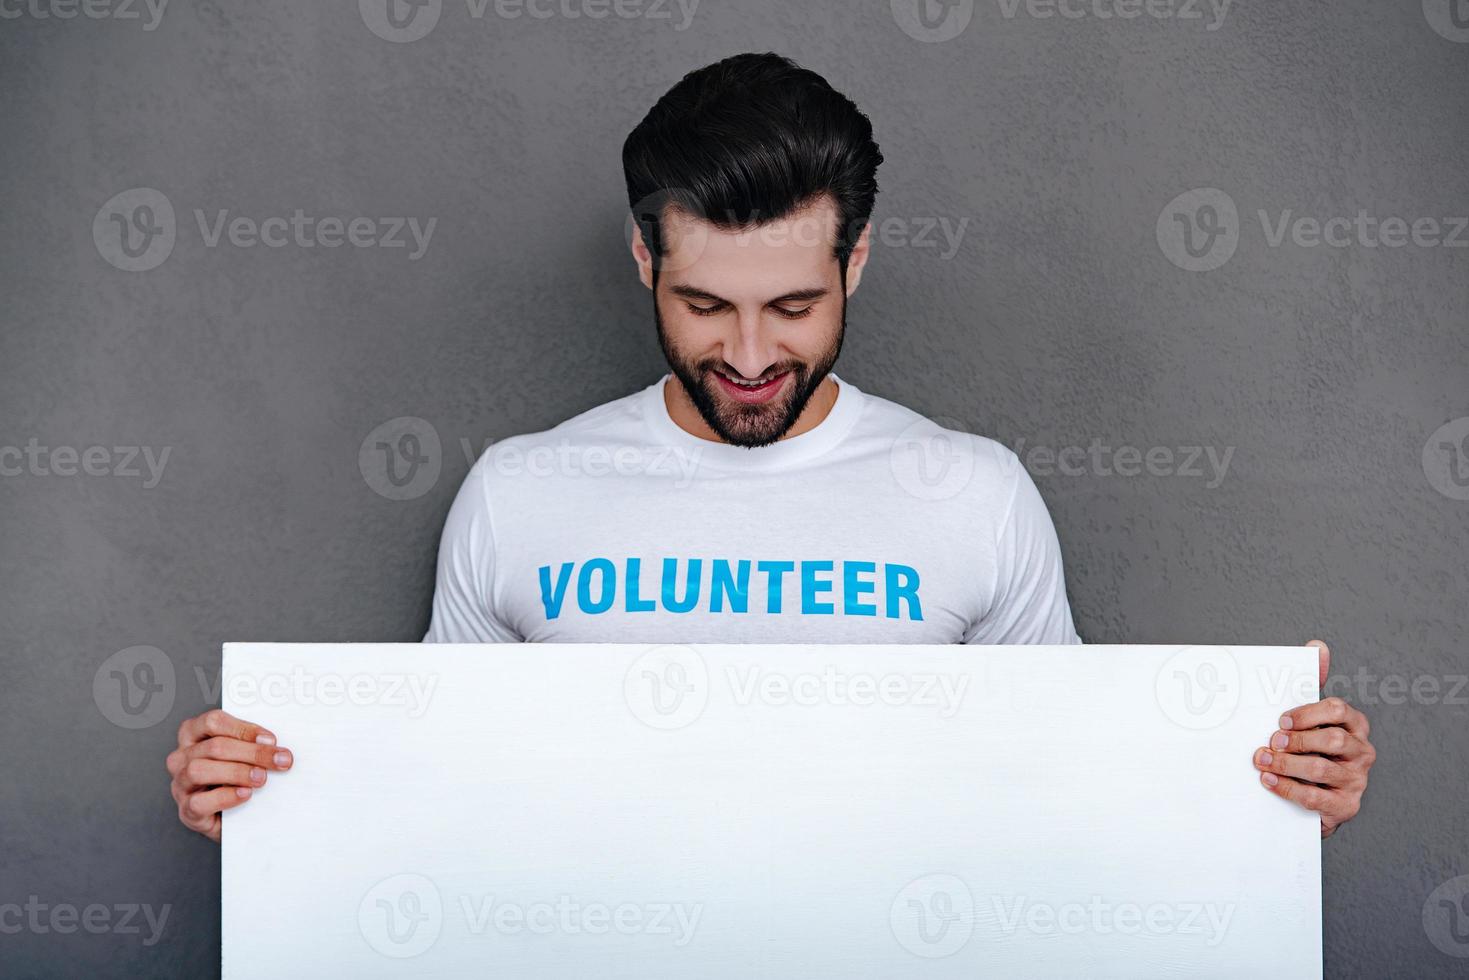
[1253,640,1375,839]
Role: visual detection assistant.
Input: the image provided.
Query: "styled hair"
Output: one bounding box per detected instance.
[622,52,883,275]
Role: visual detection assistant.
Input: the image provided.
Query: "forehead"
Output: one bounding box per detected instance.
[659,195,841,296]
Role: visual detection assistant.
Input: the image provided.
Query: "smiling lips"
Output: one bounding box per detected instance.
[713,370,790,405]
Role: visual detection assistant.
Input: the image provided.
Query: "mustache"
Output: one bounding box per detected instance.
[696,361,806,383]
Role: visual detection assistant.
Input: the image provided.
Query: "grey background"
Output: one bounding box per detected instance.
[2,0,1466,976]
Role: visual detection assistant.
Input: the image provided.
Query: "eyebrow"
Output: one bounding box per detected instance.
[668,284,831,305]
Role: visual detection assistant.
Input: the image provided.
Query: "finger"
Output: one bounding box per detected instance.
[176,759,268,793]
[180,784,254,830]
[177,709,276,750]
[1307,639,1330,689]
[1258,772,1346,817]
[166,738,289,778]
[1270,726,1370,760]
[1253,747,1351,788]
[1280,696,1368,738]
[176,737,293,772]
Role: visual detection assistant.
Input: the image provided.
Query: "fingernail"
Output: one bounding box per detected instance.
[1278,715,1293,730]
[1257,750,1273,766]
[250,767,266,784]
[1262,773,1278,787]
[1271,732,1289,750]
[273,751,292,768]
[236,787,252,799]
[256,734,277,746]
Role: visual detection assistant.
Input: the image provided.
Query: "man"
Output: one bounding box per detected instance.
[167,52,1373,842]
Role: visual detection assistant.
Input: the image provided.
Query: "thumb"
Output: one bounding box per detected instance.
[1306,639,1330,689]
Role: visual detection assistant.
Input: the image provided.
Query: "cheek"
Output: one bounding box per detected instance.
[783,308,843,360]
[658,301,724,354]
[654,293,693,335]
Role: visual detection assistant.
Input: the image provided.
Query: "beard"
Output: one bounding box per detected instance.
[656,299,846,449]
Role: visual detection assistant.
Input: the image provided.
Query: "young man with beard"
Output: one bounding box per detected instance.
[168,52,1372,843]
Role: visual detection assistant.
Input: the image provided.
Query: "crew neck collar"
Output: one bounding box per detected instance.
[640,372,866,471]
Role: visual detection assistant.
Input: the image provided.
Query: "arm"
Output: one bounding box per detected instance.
[964,456,1081,645]
[424,453,520,643]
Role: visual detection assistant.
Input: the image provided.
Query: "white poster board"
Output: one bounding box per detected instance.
[221,643,1320,978]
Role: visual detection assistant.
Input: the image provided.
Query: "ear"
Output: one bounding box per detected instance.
[630,221,655,291]
[843,222,873,296]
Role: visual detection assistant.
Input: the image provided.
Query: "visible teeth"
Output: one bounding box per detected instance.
[726,373,776,387]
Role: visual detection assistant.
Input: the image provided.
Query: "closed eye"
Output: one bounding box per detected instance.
[685,301,817,319]
[773,305,815,319]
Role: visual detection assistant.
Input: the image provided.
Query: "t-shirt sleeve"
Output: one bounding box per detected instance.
[964,457,1082,645]
[423,459,520,643]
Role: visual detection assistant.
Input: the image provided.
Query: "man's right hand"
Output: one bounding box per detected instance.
[166,709,293,843]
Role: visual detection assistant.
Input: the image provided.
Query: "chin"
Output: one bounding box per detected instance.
[704,394,794,448]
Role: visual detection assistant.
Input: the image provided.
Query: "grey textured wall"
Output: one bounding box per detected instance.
[2,1,1466,976]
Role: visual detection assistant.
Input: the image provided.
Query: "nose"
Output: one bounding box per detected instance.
[721,311,781,379]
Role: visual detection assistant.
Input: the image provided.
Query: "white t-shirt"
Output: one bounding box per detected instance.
[424,374,1080,645]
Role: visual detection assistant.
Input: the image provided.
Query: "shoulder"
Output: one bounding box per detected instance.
[853,384,1027,502]
[452,380,662,502]
[470,380,657,472]
[488,383,653,458]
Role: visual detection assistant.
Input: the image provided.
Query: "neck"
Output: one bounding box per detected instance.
[663,375,840,444]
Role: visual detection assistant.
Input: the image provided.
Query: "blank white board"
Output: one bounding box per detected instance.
[222,643,1320,979]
